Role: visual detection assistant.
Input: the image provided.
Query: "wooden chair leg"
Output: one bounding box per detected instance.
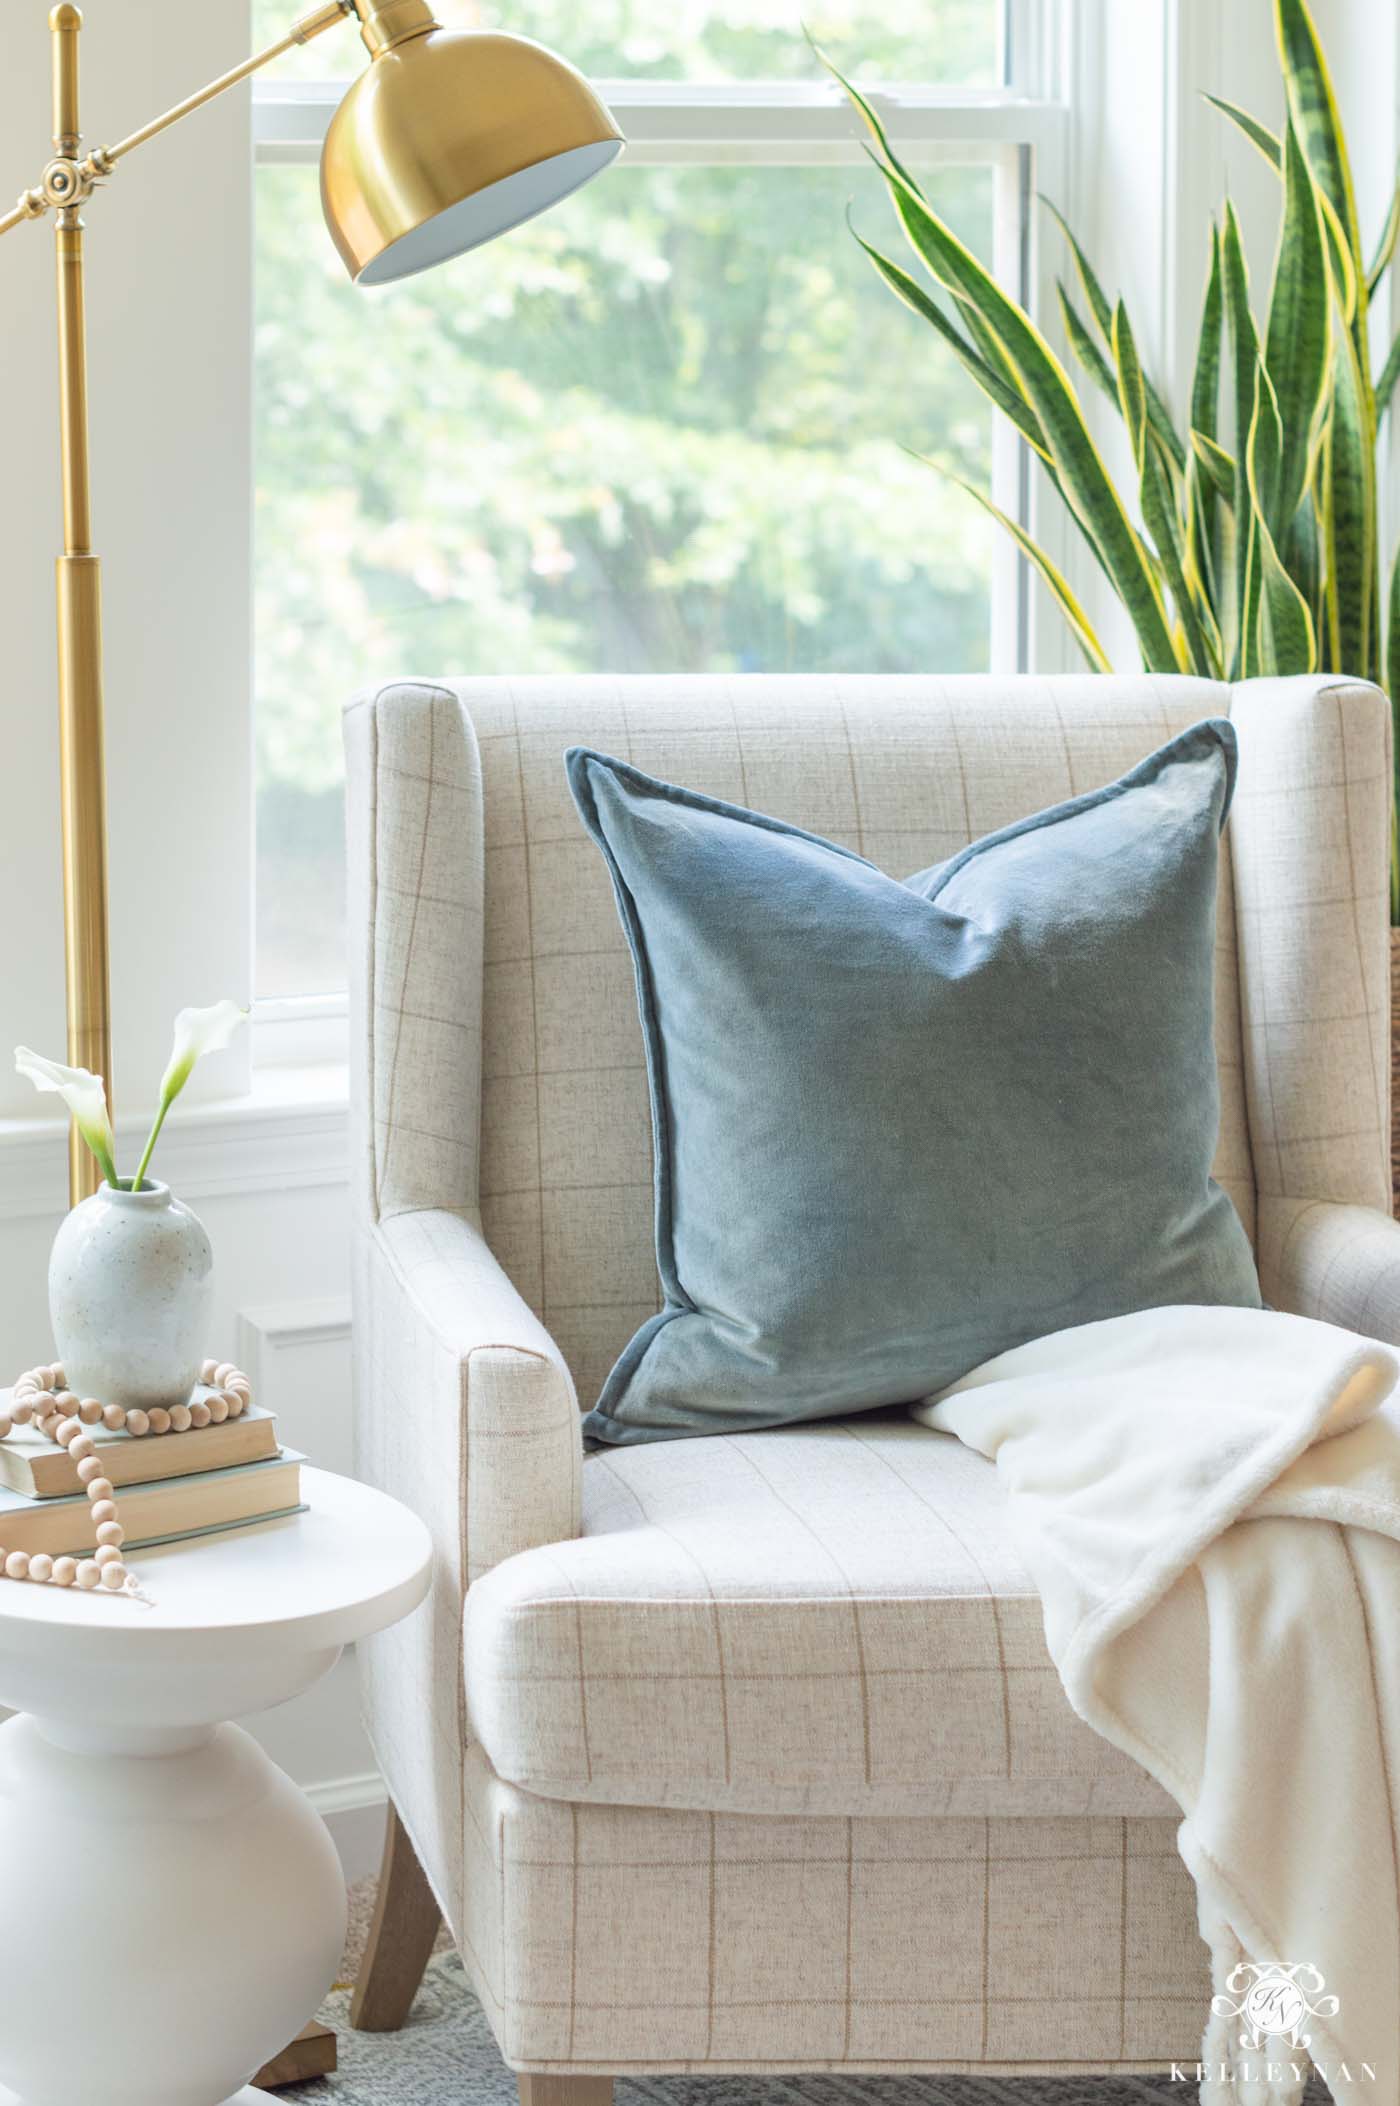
[518,2078,615,2106]
[349,1802,443,2032]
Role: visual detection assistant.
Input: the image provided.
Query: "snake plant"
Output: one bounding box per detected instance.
[826,0,1400,915]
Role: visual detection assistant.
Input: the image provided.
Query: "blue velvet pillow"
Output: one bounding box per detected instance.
[567,720,1261,1445]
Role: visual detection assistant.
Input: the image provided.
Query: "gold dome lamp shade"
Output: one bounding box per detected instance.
[323,0,626,285]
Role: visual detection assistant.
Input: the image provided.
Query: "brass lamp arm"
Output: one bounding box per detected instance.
[0,0,354,239]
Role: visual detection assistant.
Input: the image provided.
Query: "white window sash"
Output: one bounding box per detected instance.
[250,54,1064,1026]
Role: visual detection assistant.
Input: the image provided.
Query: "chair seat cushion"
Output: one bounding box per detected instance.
[462,1417,1174,1817]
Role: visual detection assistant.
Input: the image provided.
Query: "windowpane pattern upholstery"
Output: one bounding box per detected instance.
[347,672,1392,2076]
[459,1743,1209,2073]
[464,1417,1175,1817]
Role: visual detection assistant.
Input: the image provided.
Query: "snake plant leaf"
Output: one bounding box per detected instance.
[881,164,1180,672]
[1222,203,1262,655]
[1204,87,1357,321]
[1315,187,1359,327]
[1059,283,1118,404]
[1246,368,1315,674]
[1112,300,1210,673]
[1143,435,1219,676]
[1203,94,1281,169]
[1111,300,1149,468]
[916,457,1113,674]
[1274,0,1365,291]
[1041,200,1188,473]
[1377,329,1400,419]
[1369,167,1400,297]
[1192,225,1225,442]
[1264,119,1331,526]
[1322,307,1376,677]
[1040,196,1112,339]
[1191,430,1237,503]
[811,42,924,201]
[1284,494,1322,640]
[847,218,1052,462]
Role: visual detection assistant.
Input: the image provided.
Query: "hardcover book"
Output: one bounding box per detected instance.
[0,1450,304,1558]
[0,1392,279,1498]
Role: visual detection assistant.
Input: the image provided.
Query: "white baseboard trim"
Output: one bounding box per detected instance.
[311,1769,387,1888]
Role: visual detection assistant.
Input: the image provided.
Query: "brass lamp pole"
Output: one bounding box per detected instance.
[3,0,622,1205]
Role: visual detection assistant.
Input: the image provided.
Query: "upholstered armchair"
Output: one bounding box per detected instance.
[345,673,1399,2104]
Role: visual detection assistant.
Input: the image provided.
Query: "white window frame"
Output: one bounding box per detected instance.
[250,0,1067,1056]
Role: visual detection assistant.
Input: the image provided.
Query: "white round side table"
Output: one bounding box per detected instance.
[0,1466,431,2106]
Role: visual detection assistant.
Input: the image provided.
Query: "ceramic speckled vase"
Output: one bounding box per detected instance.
[47,1179,213,1410]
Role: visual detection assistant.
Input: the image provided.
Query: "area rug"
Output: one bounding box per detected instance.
[282,1949,1332,2106]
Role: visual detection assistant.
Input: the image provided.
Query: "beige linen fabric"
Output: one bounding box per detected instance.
[464,1417,1173,1817]
[458,1742,1209,2073]
[1228,676,1390,1213]
[346,671,1393,2075]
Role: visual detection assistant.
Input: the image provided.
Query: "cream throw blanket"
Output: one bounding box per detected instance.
[912,1305,1400,2106]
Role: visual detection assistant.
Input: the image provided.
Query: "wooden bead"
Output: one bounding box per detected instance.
[100,1562,127,1590]
[125,1409,150,1438]
[225,1393,245,1419]
[148,1409,171,1436]
[10,1400,34,1425]
[54,1419,79,1447]
[67,1433,95,1461]
[84,1477,113,1504]
[189,1400,211,1429]
[5,1552,29,1579]
[169,1405,192,1433]
[75,1560,102,1589]
[89,1501,118,1527]
[76,1455,103,1485]
[214,1363,235,1388]
[0,1418,11,1441]
[51,1556,77,1587]
[101,1402,125,1430]
[94,1544,123,1568]
[79,1398,103,1424]
[34,1368,56,1391]
[39,1417,62,1442]
[27,1554,52,1584]
[48,1366,65,1389]
[53,1392,77,1414]
[201,1358,219,1385]
[206,1395,228,1424]
[95,1521,124,1548]
[32,1392,55,1415]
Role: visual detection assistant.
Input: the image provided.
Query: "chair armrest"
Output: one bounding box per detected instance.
[359,1207,582,1585]
[354,1207,580,1942]
[1258,1195,1400,1347]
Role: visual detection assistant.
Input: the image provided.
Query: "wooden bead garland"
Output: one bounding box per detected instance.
[0,1359,253,1601]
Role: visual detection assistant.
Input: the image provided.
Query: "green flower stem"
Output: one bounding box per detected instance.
[129,1099,171,1192]
[90,1136,121,1191]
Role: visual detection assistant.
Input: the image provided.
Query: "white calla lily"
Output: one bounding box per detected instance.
[131,1000,248,1190]
[15,1047,119,1188]
[159,1000,248,1103]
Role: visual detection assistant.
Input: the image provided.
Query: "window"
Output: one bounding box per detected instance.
[252,0,1062,1000]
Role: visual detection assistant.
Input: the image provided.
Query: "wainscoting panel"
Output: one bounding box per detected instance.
[234,1293,386,1877]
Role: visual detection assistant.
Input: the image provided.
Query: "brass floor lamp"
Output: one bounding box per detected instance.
[3,0,622,1207]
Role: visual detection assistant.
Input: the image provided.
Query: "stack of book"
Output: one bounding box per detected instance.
[0,1388,303,1558]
